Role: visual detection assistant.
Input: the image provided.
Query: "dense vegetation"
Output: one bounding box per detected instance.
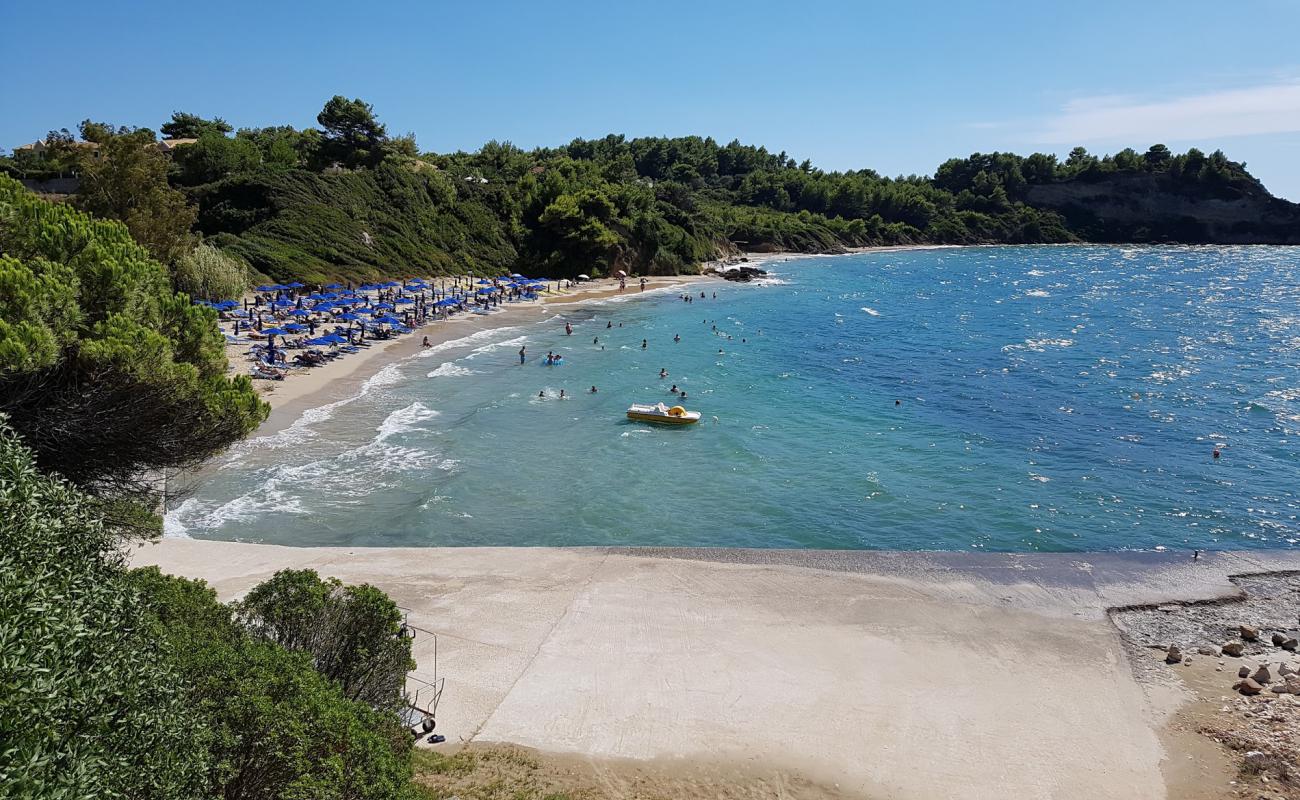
[0,424,426,799]
[0,175,266,511]
[5,98,1296,291]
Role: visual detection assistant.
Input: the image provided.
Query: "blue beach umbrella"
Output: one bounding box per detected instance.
[261,327,290,336]
[373,303,394,310]
[255,284,276,292]
[283,323,306,332]
[287,281,305,288]
[337,312,361,321]
[324,283,343,289]
[394,297,414,304]
[287,308,312,316]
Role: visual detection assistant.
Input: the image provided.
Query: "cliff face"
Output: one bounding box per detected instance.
[1024,174,1300,244]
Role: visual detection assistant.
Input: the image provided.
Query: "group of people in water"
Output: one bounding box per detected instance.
[527,289,725,401]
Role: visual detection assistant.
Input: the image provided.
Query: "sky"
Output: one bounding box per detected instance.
[4,0,1300,199]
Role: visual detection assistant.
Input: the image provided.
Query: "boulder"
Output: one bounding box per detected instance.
[1233,678,1264,695]
[1279,663,1297,677]
[1239,666,1252,678]
[1282,637,1298,652]
[1165,645,1183,664]
[1273,632,1287,646]
[1240,625,1260,641]
[1252,664,1272,684]
[1223,641,1245,657]
[1270,677,1300,695]
[1197,646,1220,657]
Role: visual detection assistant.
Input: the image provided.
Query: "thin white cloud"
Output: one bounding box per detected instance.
[1034,81,1300,144]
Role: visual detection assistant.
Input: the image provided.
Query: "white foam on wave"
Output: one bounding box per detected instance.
[1024,289,1051,298]
[416,326,522,358]
[861,306,880,316]
[1002,338,1074,354]
[427,362,479,378]
[464,335,529,360]
[170,401,450,537]
[223,361,409,460]
[579,284,689,306]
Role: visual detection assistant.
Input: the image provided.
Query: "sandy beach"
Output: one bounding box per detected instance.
[232,273,719,413]
[132,541,1300,799]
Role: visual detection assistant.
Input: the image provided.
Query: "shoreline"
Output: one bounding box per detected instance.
[133,540,1300,799]
[238,244,946,433]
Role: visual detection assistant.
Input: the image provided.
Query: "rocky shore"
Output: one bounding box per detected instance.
[1113,572,1300,798]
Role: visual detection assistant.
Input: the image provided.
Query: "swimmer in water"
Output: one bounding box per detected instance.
[593,337,598,344]
[538,390,545,398]
[607,321,612,329]
[673,334,680,343]
[895,399,901,406]
[670,384,678,394]
[641,339,647,349]
[679,390,687,399]
[559,389,565,398]
[718,348,724,354]
[590,385,598,393]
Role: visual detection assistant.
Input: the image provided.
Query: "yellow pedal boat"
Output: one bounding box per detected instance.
[627,402,701,425]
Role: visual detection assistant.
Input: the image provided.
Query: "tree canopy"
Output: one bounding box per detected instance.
[160,111,233,140]
[0,174,267,502]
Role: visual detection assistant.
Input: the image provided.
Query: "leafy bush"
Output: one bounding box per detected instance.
[173,241,251,300]
[129,566,420,800]
[0,423,208,800]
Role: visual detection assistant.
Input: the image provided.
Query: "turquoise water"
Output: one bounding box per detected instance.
[168,245,1300,551]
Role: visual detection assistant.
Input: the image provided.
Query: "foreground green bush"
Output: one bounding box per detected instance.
[0,424,207,799]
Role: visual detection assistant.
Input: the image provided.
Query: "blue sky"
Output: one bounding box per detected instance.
[4,0,1300,198]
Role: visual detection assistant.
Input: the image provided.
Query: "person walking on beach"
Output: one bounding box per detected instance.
[640,277,646,291]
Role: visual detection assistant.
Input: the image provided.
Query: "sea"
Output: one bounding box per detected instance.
[165,245,1300,552]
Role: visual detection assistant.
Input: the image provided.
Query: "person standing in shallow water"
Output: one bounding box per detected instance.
[519,346,526,364]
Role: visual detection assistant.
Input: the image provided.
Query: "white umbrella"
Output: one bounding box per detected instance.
[577,274,591,281]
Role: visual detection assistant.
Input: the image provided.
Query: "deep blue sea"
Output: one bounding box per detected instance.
[167,245,1300,551]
